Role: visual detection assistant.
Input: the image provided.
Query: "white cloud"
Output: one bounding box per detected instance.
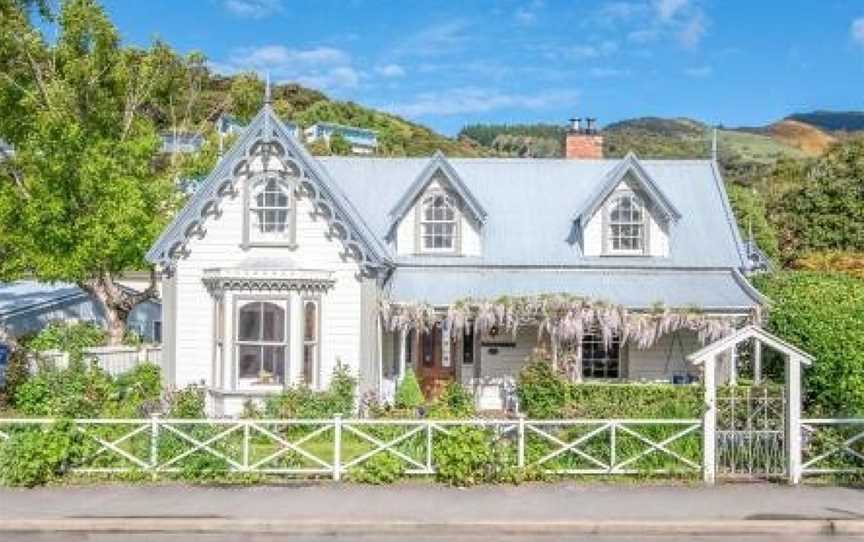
[394,21,470,57]
[678,12,706,48]
[654,0,689,21]
[589,67,631,78]
[222,0,282,18]
[550,40,619,61]
[375,64,406,78]
[382,87,579,118]
[853,17,864,46]
[212,45,361,91]
[684,65,712,77]
[514,0,544,25]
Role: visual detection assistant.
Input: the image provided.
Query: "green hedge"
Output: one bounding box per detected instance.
[754,271,864,416]
[517,359,702,419]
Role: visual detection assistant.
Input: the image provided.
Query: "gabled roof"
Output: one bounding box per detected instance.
[146,105,391,273]
[387,151,488,234]
[319,157,747,270]
[572,152,682,229]
[687,324,813,365]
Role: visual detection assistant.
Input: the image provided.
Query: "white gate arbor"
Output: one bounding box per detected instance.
[687,325,813,485]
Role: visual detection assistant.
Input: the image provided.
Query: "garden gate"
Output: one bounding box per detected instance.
[688,325,812,484]
[715,386,786,478]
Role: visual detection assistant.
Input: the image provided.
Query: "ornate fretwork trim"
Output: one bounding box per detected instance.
[202,267,335,296]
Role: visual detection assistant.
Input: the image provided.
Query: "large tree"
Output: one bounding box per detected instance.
[0,0,183,344]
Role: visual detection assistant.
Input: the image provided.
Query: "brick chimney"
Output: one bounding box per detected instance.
[565,117,604,159]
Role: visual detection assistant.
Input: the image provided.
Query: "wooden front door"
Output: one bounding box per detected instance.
[415,323,455,399]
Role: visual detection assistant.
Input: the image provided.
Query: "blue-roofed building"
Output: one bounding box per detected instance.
[0,280,162,344]
[146,102,764,415]
[160,132,204,154]
[304,122,378,154]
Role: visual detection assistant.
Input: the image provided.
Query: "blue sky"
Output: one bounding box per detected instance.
[101,0,864,135]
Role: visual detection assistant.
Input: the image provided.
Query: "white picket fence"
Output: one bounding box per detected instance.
[32,345,162,376]
[0,417,703,480]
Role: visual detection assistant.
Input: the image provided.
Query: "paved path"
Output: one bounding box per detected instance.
[1,482,862,522]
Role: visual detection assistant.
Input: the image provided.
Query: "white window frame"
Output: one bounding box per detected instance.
[417,190,460,254]
[243,174,297,248]
[234,298,290,389]
[604,191,648,256]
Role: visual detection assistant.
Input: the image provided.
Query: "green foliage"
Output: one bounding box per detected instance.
[726,184,780,263]
[328,133,352,155]
[754,272,864,416]
[167,385,206,418]
[1,347,31,400]
[394,372,424,410]
[26,321,106,356]
[14,360,162,418]
[428,382,476,419]
[349,452,405,484]
[517,358,702,419]
[14,362,114,417]
[265,364,357,418]
[459,123,566,148]
[433,426,497,486]
[0,422,83,487]
[774,138,864,261]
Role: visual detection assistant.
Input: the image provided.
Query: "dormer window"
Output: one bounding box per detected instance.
[245,175,296,246]
[606,193,646,255]
[420,192,458,253]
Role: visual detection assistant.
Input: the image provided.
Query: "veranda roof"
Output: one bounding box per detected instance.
[384,267,763,311]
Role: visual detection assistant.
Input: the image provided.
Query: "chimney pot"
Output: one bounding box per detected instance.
[565,116,603,159]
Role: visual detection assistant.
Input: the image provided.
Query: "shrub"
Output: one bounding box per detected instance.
[428,382,475,419]
[433,426,496,486]
[394,372,424,410]
[14,362,115,418]
[1,347,31,400]
[754,271,864,416]
[0,423,83,487]
[517,358,702,419]
[265,365,357,419]
[167,385,206,418]
[26,321,106,358]
[349,452,405,484]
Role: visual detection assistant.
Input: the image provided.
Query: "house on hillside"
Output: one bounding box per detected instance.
[147,101,763,416]
[160,132,204,154]
[304,122,378,154]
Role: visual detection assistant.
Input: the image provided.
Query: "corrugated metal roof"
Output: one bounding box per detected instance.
[0,281,87,320]
[317,157,746,269]
[385,267,762,309]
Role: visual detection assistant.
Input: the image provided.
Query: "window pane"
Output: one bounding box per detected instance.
[304,301,317,341]
[238,303,261,341]
[238,345,261,379]
[261,302,285,341]
[303,345,316,384]
[262,346,285,383]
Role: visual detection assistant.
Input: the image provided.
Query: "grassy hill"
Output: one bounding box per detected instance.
[163,74,486,158]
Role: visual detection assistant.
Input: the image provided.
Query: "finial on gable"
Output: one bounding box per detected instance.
[264,72,272,105]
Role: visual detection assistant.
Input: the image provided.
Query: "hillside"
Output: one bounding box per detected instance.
[787,110,864,133]
[765,119,836,155]
[161,74,485,158]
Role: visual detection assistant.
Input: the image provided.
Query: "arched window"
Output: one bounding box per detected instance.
[420,192,458,252]
[236,301,287,385]
[251,177,291,234]
[607,194,645,254]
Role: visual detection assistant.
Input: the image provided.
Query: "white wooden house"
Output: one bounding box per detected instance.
[147,100,764,416]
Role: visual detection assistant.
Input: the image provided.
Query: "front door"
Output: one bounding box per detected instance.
[415,323,455,399]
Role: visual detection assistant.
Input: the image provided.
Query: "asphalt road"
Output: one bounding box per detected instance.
[1,535,860,541]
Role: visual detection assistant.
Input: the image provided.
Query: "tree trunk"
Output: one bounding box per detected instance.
[79,269,158,346]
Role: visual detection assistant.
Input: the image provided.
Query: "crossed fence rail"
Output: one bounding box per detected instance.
[0,417,702,479]
[801,419,864,476]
